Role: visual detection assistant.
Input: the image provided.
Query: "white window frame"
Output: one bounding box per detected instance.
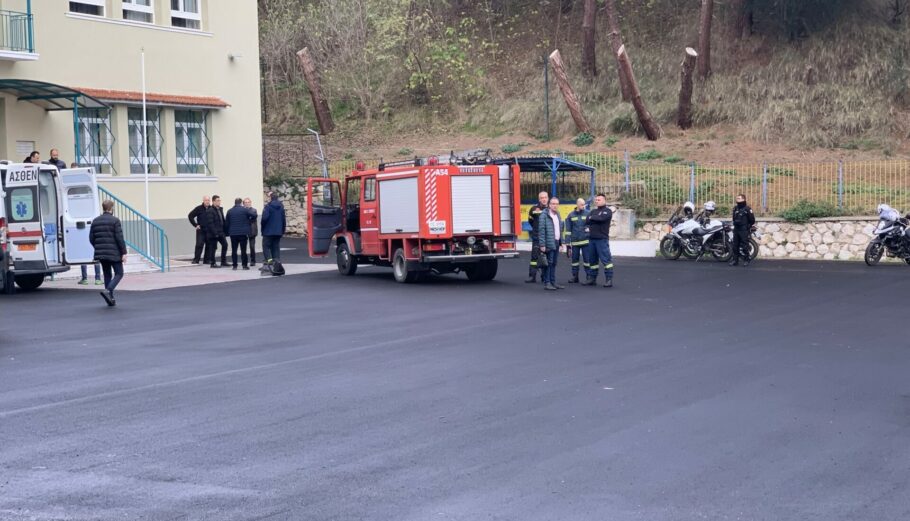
[122,0,155,23]
[127,107,163,175]
[171,0,202,29]
[175,110,210,175]
[70,0,106,16]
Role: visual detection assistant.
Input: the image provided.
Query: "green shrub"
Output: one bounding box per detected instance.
[604,136,619,147]
[663,155,684,164]
[609,114,636,134]
[695,166,738,176]
[571,132,595,147]
[620,191,661,219]
[779,199,846,223]
[633,149,663,161]
[396,148,414,156]
[767,166,795,177]
[737,175,767,186]
[501,143,523,154]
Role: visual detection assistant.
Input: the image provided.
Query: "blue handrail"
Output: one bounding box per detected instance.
[98,186,170,272]
[0,9,34,53]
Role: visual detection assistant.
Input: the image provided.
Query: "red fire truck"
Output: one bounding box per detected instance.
[307,155,521,282]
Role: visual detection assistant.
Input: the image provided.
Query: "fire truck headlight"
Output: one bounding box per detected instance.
[466,236,476,246]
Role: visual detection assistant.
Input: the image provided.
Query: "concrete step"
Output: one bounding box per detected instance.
[52,252,163,280]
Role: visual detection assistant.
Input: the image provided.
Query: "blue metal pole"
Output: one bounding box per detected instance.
[590,169,595,201]
[623,150,630,191]
[26,0,33,53]
[551,158,557,198]
[761,163,769,213]
[837,160,844,209]
[689,162,696,202]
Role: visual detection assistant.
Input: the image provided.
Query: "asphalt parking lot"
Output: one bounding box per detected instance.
[2,254,909,520]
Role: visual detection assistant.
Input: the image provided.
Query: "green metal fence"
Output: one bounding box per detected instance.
[325,153,910,216]
[0,9,33,53]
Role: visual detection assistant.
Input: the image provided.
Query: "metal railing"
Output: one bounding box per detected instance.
[0,9,33,53]
[98,186,170,272]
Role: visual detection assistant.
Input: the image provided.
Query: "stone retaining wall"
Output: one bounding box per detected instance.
[262,184,306,237]
[634,217,880,261]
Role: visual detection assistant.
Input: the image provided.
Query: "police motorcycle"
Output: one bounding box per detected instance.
[660,201,733,261]
[724,222,761,262]
[864,203,910,266]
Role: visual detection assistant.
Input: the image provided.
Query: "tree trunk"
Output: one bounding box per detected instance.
[616,45,661,140]
[581,0,597,78]
[548,49,592,134]
[728,0,747,39]
[697,0,714,80]
[295,47,335,134]
[605,0,632,100]
[677,47,698,130]
[804,65,816,86]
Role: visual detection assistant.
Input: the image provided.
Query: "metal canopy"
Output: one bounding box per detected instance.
[0,79,108,111]
[492,156,596,174]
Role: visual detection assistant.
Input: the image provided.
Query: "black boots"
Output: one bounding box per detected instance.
[603,278,613,288]
[525,272,538,283]
[568,274,580,284]
[581,277,596,286]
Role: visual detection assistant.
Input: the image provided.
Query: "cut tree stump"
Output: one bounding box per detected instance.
[677,47,698,129]
[697,0,714,79]
[606,0,632,100]
[617,44,661,141]
[582,0,597,78]
[296,47,335,135]
[548,49,592,134]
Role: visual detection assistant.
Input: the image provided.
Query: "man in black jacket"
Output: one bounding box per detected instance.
[729,193,756,267]
[243,197,259,266]
[525,191,549,283]
[187,195,210,264]
[89,200,128,306]
[202,195,228,268]
[225,198,254,270]
[583,194,614,288]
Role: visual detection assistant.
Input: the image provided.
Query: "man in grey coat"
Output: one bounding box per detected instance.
[243,197,258,266]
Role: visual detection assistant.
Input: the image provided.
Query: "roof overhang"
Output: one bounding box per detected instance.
[0,79,108,111]
[76,87,230,109]
[493,156,597,173]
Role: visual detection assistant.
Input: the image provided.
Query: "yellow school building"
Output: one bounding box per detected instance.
[0,0,263,256]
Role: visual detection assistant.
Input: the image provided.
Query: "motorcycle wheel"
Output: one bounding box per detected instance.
[711,240,734,262]
[659,236,682,260]
[864,242,884,266]
[748,239,760,261]
[682,242,699,259]
[903,257,910,266]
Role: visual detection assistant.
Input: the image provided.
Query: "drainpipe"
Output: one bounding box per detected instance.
[72,96,80,166]
[26,0,33,53]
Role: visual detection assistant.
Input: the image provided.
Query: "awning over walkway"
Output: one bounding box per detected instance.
[492,156,596,174]
[0,79,108,110]
[77,87,229,109]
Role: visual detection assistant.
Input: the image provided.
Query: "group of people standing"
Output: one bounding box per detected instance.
[526,191,615,291]
[187,192,287,270]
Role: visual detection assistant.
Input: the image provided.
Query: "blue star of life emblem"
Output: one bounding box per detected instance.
[15,200,27,218]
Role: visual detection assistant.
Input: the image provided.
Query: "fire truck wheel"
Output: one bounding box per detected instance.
[15,274,45,291]
[465,259,498,281]
[336,242,358,276]
[392,248,418,283]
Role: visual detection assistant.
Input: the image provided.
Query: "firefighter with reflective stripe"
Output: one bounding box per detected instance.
[564,198,592,284]
[583,194,614,288]
[525,191,549,283]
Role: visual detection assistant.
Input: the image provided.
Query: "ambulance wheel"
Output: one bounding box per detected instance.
[465,259,498,281]
[392,248,417,283]
[336,243,358,276]
[15,274,45,291]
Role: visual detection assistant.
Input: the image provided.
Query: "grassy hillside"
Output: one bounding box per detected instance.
[259,0,910,156]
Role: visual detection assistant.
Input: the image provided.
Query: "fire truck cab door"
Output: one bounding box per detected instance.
[59,167,100,264]
[307,178,343,257]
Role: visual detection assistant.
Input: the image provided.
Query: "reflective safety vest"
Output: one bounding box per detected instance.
[564,208,590,246]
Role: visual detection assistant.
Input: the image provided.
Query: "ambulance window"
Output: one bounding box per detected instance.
[364,178,376,202]
[8,188,36,222]
[67,186,96,216]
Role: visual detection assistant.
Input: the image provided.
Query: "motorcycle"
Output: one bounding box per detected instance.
[660,212,733,262]
[725,227,761,262]
[864,214,910,266]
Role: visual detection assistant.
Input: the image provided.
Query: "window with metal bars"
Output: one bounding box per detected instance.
[76,108,115,174]
[175,110,210,174]
[128,107,163,174]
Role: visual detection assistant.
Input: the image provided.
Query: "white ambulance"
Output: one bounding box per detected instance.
[0,162,100,294]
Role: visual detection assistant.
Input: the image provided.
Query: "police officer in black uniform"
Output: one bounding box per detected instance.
[525,191,549,283]
[729,193,756,267]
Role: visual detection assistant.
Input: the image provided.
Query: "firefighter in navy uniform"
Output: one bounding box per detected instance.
[564,198,592,284]
[729,193,756,267]
[525,191,549,283]
[583,194,614,288]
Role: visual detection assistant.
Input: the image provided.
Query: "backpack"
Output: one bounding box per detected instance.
[270,260,285,276]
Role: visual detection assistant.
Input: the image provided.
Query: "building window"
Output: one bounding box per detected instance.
[171,0,201,30]
[175,110,209,174]
[69,0,105,16]
[76,109,115,174]
[123,0,154,23]
[128,108,163,174]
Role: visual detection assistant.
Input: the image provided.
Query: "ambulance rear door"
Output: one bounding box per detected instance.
[3,164,47,272]
[59,167,100,264]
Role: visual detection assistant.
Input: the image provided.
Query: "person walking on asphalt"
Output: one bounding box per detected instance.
[525,191,549,283]
[538,196,565,291]
[261,192,287,266]
[89,200,128,307]
[243,197,259,266]
[565,197,592,284]
[225,198,254,270]
[187,195,210,264]
[729,193,756,267]
[583,194,614,288]
[202,195,228,268]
